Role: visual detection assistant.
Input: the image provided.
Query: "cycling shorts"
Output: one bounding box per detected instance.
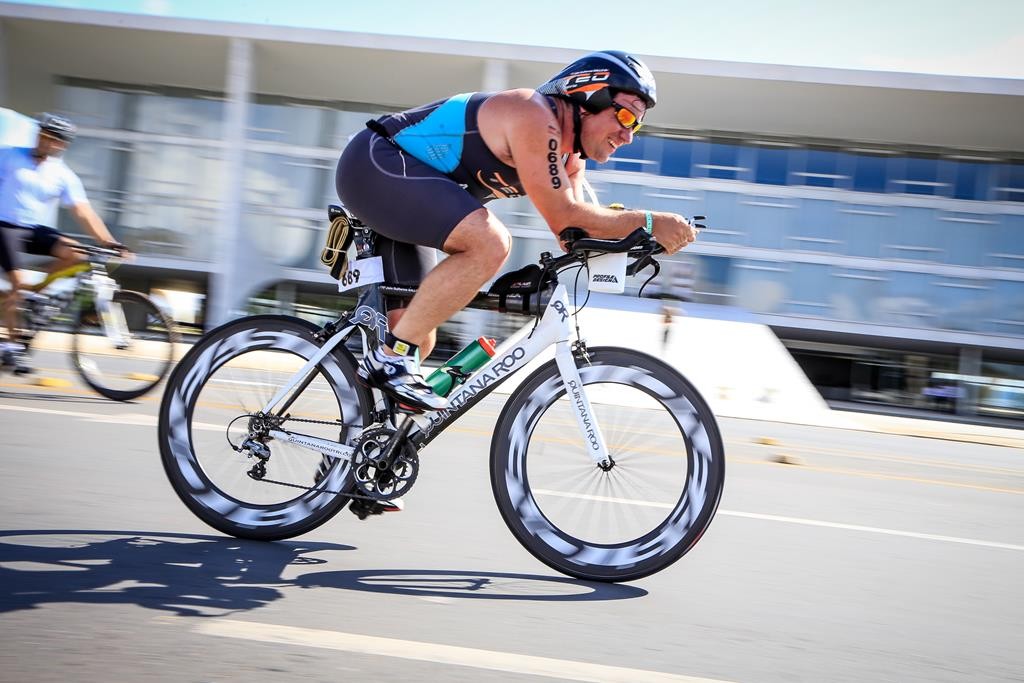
[335,127,483,285]
[0,222,62,273]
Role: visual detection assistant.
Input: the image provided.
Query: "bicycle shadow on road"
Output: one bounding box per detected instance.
[0,529,354,617]
[293,568,647,601]
[0,530,645,617]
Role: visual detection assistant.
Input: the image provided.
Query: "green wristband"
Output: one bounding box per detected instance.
[644,211,653,234]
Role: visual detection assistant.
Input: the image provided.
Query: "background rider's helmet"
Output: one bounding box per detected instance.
[537,50,657,114]
[37,113,77,143]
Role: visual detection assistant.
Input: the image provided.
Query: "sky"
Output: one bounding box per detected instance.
[6,0,1024,79]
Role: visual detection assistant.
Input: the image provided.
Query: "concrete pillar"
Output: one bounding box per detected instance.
[208,38,254,328]
[956,346,983,416]
[482,59,509,92]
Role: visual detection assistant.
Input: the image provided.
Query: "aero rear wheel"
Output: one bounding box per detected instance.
[158,315,371,541]
[72,290,177,401]
[490,347,725,582]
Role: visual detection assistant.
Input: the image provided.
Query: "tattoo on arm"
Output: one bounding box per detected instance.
[546,138,562,190]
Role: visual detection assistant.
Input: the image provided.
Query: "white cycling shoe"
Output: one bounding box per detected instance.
[357,346,447,411]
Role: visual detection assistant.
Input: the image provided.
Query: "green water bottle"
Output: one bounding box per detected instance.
[426,336,498,397]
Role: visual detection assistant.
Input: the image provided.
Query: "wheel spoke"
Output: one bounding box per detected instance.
[491,348,724,582]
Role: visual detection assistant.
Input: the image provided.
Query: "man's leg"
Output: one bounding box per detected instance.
[390,207,511,351]
[45,236,85,276]
[3,269,23,343]
[387,309,436,359]
[0,227,25,346]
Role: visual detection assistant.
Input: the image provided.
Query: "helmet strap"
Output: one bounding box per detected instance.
[571,101,587,160]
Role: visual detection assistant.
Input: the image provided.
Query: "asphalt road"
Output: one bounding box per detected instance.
[1,350,1022,683]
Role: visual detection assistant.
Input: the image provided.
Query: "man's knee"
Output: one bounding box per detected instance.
[444,209,511,270]
[51,238,83,263]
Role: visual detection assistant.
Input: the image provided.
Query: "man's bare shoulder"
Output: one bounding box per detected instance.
[485,89,553,119]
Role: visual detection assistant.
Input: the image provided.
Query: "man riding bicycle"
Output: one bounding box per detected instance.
[0,113,127,374]
[336,50,698,410]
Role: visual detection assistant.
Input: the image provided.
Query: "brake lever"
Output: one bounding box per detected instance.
[628,255,659,278]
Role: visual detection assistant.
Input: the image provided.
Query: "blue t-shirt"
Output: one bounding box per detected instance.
[0,146,87,227]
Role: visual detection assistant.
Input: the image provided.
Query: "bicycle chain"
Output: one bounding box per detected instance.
[241,414,399,501]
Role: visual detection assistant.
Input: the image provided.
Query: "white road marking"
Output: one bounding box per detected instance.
[0,403,221,430]
[195,619,734,683]
[533,489,1024,551]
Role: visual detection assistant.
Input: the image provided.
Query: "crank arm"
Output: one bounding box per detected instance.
[267,429,355,461]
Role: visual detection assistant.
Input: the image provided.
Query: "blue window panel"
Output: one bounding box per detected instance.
[754,147,788,185]
[951,161,993,201]
[56,85,127,129]
[783,263,831,317]
[739,196,795,250]
[135,94,224,138]
[880,272,937,328]
[248,102,323,146]
[987,213,1024,267]
[691,254,734,305]
[883,207,944,263]
[790,198,844,254]
[852,154,889,194]
[701,142,744,180]
[931,278,988,332]
[936,211,997,268]
[700,191,744,245]
[840,202,895,259]
[796,149,842,188]
[994,163,1024,202]
[987,281,1024,335]
[661,138,694,178]
[731,258,790,313]
[830,268,888,323]
[892,156,941,196]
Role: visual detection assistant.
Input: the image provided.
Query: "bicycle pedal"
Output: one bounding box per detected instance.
[349,497,403,520]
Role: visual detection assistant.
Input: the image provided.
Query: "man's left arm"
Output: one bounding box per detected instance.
[565,155,588,203]
[62,168,118,246]
[69,201,117,245]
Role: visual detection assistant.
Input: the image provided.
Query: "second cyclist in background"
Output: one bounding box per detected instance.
[0,113,128,374]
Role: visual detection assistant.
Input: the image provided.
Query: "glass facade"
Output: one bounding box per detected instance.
[593,137,1024,202]
[52,79,1024,348]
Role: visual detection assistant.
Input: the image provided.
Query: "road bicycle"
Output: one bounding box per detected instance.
[1,244,177,401]
[158,208,724,582]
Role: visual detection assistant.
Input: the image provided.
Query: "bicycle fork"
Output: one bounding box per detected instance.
[554,341,612,468]
[92,274,130,348]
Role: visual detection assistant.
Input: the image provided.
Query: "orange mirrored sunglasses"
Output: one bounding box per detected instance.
[611,102,644,133]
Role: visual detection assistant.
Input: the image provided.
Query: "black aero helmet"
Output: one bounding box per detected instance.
[537,50,657,114]
[37,113,76,143]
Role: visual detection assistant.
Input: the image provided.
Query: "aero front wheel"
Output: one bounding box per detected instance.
[158,315,371,541]
[490,347,725,582]
[72,289,177,401]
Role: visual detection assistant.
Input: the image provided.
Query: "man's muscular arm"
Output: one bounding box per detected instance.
[498,92,695,253]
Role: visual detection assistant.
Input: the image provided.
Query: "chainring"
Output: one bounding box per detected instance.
[351,425,419,501]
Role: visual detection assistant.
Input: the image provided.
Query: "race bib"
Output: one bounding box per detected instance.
[337,256,385,293]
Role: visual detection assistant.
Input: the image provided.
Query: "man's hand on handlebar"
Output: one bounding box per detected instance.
[103,241,134,259]
[650,212,698,255]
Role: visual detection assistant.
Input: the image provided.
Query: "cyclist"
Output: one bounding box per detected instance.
[336,50,698,410]
[0,113,126,374]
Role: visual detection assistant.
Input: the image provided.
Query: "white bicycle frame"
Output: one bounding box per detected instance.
[262,282,611,466]
[91,272,130,348]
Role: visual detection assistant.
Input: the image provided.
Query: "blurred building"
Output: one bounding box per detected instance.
[1,4,1022,421]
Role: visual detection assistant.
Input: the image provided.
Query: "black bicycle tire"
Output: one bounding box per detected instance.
[71,289,178,401]
[489,347,725,582]
[158,314,372,541]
